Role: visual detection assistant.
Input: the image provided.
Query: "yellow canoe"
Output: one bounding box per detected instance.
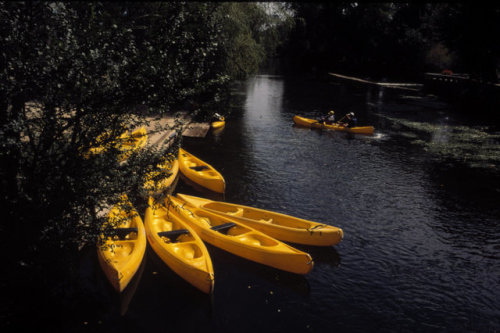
[97,197,147,292]
[84,126,148,160]
[176,193,343,246]
[118,127,148,162]
[293,115,374,135]
[167,196,314,275]
[211,117,225,130]
[178,148,225,193]
[144,156,179,195]
[145,197,214,293]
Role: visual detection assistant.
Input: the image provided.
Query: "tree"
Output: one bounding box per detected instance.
[215,2,295,79]
[0,2,233,328]
[280,2,500,82]
[428,3,500,82]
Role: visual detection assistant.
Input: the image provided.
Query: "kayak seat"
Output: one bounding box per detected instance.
[190,165,209,171]
[226,208,244,217]
[111,227,138,239]
[211,222,236,234]
[158,229,190,242]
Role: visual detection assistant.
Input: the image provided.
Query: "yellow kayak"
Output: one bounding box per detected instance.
[178,148,225,193]
[176,193,343,246]
[211,116,225,130]
[144,155,179,195]
[97,197,147,292]
[84,126,148,160]
[118,127,148,161]
[145,197,214,293]
[293,115,374,135]
[167,196,314,275]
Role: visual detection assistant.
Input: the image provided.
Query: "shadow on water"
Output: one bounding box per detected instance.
[205,243,311,298]
[211,126,225,139]
[126,245,214,332]
[292,123,361,141]
[177,173,225,201]
[63,244,147,332]
[146,243,213,299]
[120,255,146,316]
[291,244,342,268]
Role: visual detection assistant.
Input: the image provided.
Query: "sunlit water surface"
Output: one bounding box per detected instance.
[72,75,499,333]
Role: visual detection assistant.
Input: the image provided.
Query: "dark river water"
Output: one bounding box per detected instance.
[72,74,499,332]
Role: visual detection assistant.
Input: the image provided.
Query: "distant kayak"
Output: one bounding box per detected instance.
[178,148,225,193]
[211,116,225,130]
[177,193,343,246]
[293,115,374,135]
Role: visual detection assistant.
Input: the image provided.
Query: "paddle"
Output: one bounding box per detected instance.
[335,114,347,124]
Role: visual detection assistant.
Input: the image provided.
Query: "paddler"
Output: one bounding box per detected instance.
[340,112,357,128]
[320,110,335,125]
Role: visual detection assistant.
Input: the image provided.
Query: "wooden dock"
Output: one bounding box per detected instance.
[423,72,500,98]
[142,112,210,150]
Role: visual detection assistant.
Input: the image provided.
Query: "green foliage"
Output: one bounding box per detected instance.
[0,2,294,327]
[216,2,295,79]
[426,3,500,82]
[281,2,499,82]
[384,116,500,168]
[0,2,240,311]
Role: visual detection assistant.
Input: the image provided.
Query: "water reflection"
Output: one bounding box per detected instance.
[206,244,311,297]
[211,127,225,140]
[292,244,341,268]
[177,173,225,201]
[120,256,146,316]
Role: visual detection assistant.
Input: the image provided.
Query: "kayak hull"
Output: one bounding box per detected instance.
[85,126,148,160]
[119,127,148,161]
[178,148,225,193]
[293,115,374,135]
[211,120,225,129]
[176,193,343,246]
[144,157,179,195]
[145,198,214,293]
[167,196,314,275]
[97,198,147,292]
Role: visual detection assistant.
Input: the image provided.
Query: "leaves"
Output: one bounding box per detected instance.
[0,2,235,255]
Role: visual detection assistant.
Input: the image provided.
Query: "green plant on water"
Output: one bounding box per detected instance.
[384,115,500,168]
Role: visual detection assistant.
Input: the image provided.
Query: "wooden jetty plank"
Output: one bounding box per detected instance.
[181,122,210,138]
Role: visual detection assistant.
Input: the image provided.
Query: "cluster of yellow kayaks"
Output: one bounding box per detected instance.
[84,126,148,161]
[97,146,344,294]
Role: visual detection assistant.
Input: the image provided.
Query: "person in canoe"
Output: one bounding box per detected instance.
[319,110,335,124]
[340,112,357,128]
